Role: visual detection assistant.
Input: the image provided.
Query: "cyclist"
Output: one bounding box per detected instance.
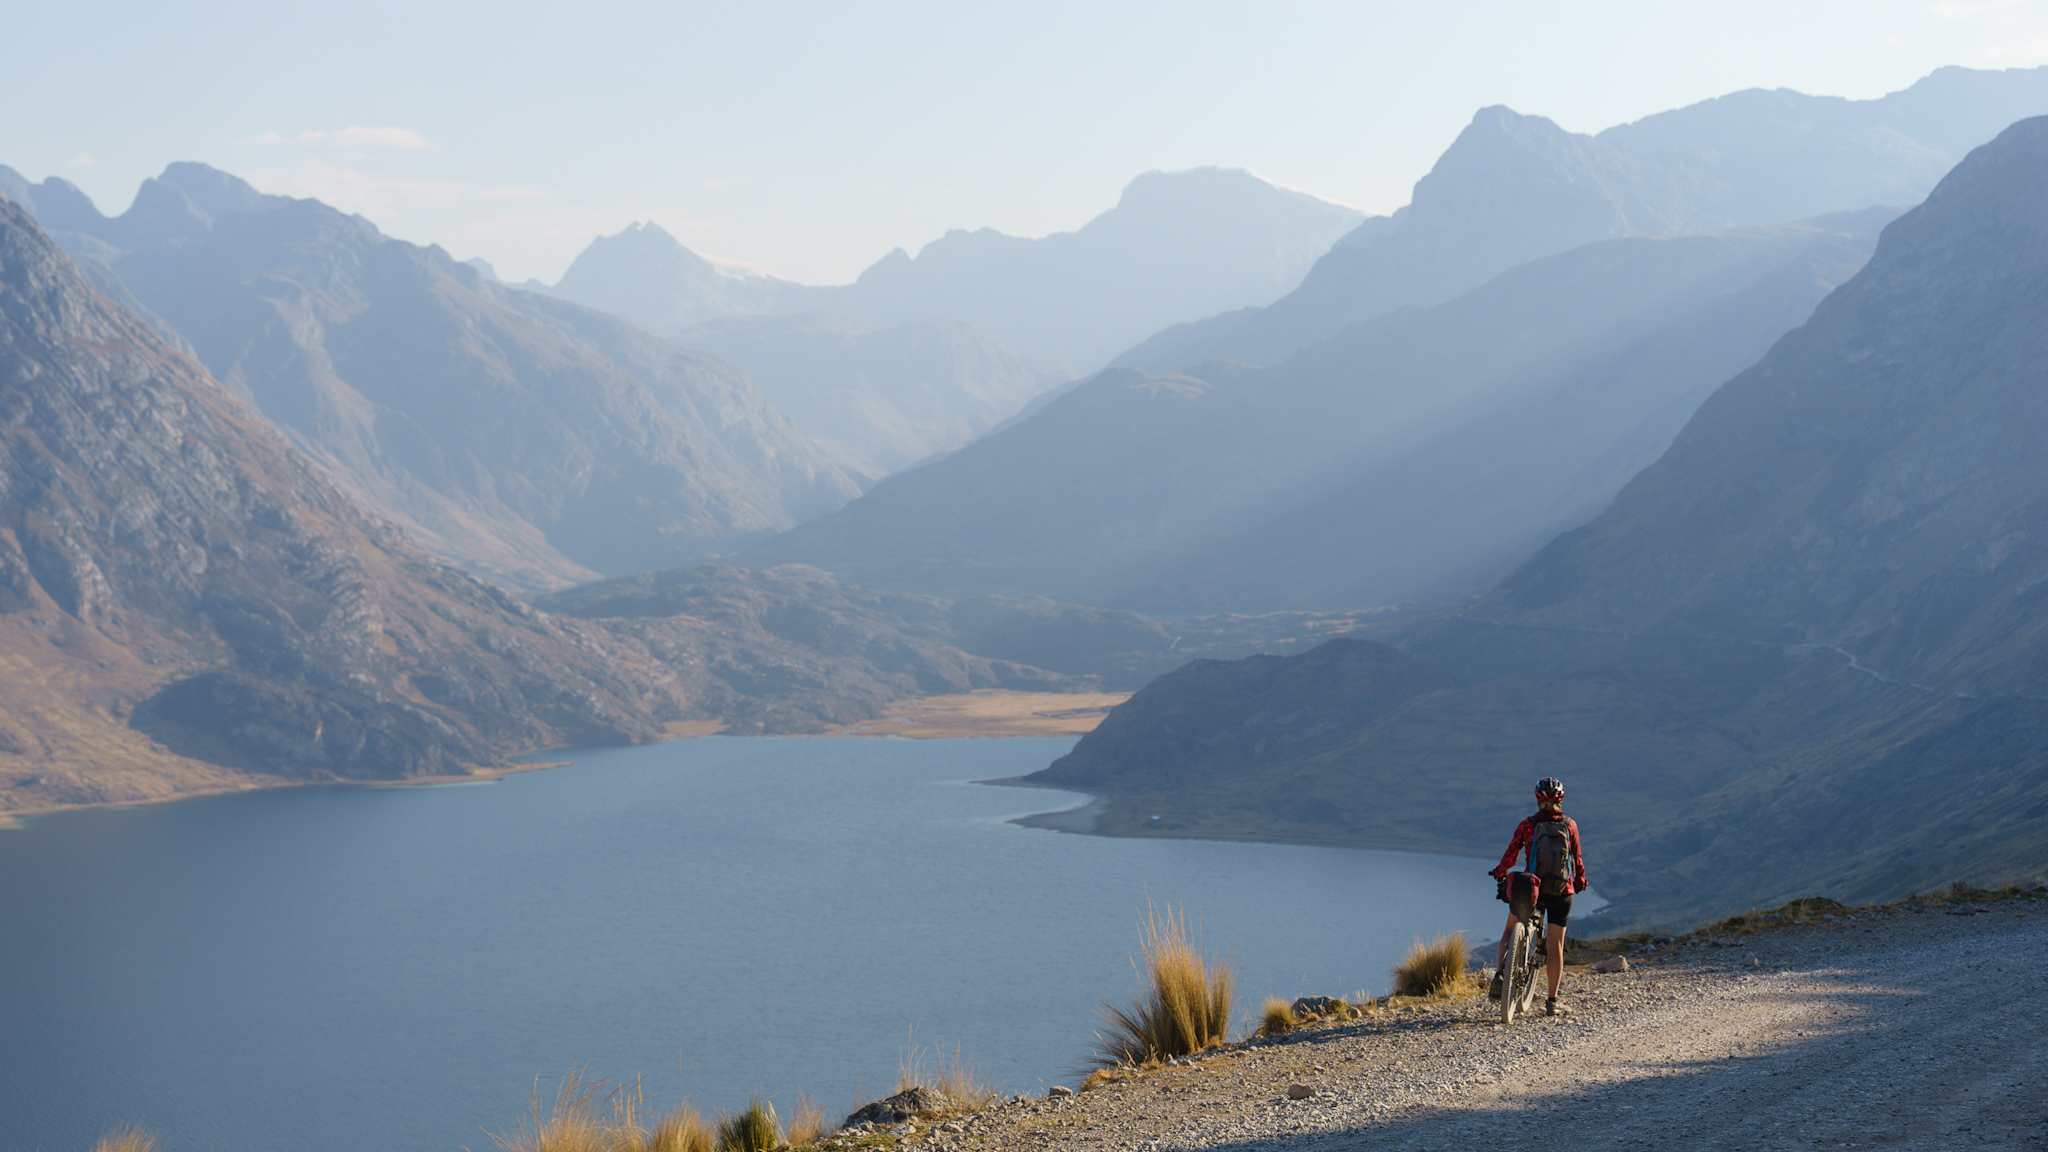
[1488,776,1587,1017]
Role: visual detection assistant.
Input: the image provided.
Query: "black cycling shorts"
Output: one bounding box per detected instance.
[1536,891,1572,927]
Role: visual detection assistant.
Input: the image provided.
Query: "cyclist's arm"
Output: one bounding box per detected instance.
[1569,817,1588,892]
[1491,818,1534,878]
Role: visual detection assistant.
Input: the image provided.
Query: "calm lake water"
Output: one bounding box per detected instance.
[1,737,1507,1152]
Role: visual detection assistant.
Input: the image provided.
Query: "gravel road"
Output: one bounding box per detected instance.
[831,895,2046,1151]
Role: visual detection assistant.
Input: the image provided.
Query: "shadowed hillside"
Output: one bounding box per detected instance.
[1029,115,2048,925]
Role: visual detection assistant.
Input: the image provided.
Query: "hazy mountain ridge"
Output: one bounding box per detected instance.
[0,163,861,591]
[1118,65,2048,373]
[1029,115,2048,925]
[745,209,1892,614]
[546,167,1366,371]
[544,220,796,331]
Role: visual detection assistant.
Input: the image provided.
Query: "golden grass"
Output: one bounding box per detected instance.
[491,1073,713,1152]
[646,1107,714,1152]
[1093,903,1234,1066]
[714,1097,779,1152]
[89,1129,157,1152]
[784,1095,827,1147]
[1391,932,1473,998]
[895,1040,1001,1114]
[1259,996,1298,1037]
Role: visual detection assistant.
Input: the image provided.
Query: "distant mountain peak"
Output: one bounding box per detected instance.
[155,161,286,220]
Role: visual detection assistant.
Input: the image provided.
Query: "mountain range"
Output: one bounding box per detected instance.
[0,195,1164,814]
[1117,65,2048,373]
[0,163,861,591]
[745,208,1893,614]
[1031,113,2048,925]
[542,167,1366,372]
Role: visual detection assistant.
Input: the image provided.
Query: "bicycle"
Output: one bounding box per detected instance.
[1497,874,1547,1024]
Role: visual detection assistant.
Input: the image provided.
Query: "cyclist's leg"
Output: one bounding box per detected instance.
[1544,921,1566,999]
[1497,911,1519,971]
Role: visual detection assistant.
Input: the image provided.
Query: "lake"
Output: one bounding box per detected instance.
[0,736,1508,1152]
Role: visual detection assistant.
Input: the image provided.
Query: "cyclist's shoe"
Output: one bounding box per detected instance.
[1544,997,1567,1017]
[1488,973,1503,1001]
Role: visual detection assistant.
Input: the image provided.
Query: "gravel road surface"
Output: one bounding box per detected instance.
[830,896,2046,1151]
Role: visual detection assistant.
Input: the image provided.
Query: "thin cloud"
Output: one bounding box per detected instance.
[253,126,438,150]
[69,153,92,166]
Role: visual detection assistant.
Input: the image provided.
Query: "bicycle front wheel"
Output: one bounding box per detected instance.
[1501,921,1529,1024]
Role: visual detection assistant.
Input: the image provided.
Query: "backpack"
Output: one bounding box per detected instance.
[1530,816,1574,897]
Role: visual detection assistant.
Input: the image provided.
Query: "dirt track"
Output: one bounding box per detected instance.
[838,896,2047,1151]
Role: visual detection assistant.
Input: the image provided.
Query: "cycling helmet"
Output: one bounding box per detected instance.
[1534,777,1565,803]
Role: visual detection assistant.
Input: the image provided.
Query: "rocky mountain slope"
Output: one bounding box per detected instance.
[746,210,1890,614]
[1118,65,2048,372]
[0,192,690,814]
[672,313,1073,478]
[0,197,1159,815]
[1027,116,2048,925]
[1,163,860,590]
[546,168,1365,372]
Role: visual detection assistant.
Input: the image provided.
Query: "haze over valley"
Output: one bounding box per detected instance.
[7,59,2048,920]
[9,17,2048,1147]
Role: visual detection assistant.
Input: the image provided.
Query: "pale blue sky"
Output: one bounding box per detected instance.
[9,0,2048,283]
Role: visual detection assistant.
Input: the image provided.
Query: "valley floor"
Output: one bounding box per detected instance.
[820,691,1129,738]
[842,896,2046,1151]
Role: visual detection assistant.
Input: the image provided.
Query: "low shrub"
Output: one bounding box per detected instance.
[715,1097,779,1152]
[1093,903,1235,1066]
[1391,932,1472,998]
[90,1130,157,1152]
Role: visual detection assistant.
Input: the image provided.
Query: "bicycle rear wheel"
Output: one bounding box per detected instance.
[1518,910,1548,1015]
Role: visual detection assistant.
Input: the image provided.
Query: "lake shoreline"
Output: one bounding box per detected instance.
[0,689,1119,827]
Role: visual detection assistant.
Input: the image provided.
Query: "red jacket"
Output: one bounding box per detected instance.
[1492,810,1587,894]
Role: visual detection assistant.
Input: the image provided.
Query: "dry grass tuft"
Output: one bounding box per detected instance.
[1093,903,1234,1066]
[784,1095,827,1147]
[90,1130,157,1152]
[714,1096,779,1152]
[1259,996,1298,1037]
[647,1106,714,1152]
[895,1041,1001,1114]
[1391,932,1473,998]
[492,1072,714,1152]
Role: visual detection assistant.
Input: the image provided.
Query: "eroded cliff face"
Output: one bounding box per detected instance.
[0,193,686,812]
